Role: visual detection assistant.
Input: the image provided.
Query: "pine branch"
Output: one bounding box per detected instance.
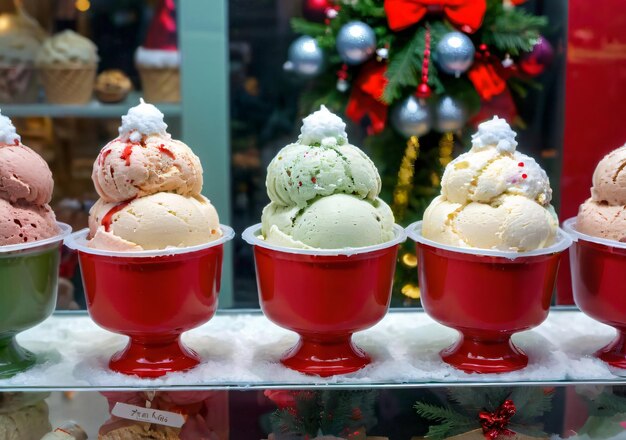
[510,387,552,422]
[482,9,547,56]
[586,392,626,418]
[344,0,387,18]
[382,27,425,104]
[415,402,476,440]
[291,18,328,38]
[415,402,475,425]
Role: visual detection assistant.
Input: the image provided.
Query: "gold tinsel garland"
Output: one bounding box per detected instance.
[391,135,420,220]
[397,133,454,301]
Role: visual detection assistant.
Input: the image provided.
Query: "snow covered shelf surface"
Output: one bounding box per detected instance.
[2,309,625,390]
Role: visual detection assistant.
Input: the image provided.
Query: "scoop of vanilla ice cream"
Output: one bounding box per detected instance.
[89,193,221,251]
[35,30,98,66]
[423,116,557,251]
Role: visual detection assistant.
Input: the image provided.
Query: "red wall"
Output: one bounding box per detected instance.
[557,0,626,303]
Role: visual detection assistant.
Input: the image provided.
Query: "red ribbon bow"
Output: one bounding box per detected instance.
[384,0,486,33]
[479,399,517,440]
[346,61,389,135]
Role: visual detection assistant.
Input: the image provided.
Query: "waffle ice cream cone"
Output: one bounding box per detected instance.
[38,65,96,104]
[137,66,180,103]
[36,30,99,104]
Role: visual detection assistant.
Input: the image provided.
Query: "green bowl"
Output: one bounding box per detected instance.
[0,223,71,379]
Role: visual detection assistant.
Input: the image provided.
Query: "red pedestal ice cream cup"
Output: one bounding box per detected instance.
[563,217,626,372]
[242,223,406,377]
[407,221,571,374]
[65,225,234,378]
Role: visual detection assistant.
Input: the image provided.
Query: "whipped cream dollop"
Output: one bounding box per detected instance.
[0,110,20,144]
[118,99,168,142]
[135,46,180,68]
[470,116,518,154]
[298,105,348,147]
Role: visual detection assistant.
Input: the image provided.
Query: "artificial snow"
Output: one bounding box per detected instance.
[1,309,624,389]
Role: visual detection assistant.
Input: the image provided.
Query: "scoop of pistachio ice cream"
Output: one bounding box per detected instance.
[422,116,557,251]
[262,106,394,249]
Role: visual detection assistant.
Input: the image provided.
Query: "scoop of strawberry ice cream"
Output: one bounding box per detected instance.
[92,100,202,203]
[0,199,59,245]
[93,135,203,203]
[0,110,59,246]
[0,142,54,206]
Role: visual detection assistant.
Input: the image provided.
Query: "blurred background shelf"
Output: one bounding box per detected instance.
[1,92,181,118]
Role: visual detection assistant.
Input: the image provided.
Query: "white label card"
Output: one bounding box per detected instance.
[111,402,185,428]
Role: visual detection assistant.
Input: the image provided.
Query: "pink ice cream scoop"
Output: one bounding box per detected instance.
[577,145,626,242]
[0,110,59,245]
[92,135,203,203]
[0,142,53,206]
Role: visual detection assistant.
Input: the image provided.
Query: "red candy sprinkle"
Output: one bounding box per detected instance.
[158,145,176,160]
[13,139,19,145]
[518,162,524,167]
[522,173,528,179]
[101,201,131,232]
[311,177,317,183]
[120,145,134,166]
[298,181,302,187]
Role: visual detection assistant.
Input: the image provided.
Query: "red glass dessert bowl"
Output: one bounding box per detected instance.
[563,217,626,371]
[65,226,234,378]
[242,223,406,377]
[407,221,572,374]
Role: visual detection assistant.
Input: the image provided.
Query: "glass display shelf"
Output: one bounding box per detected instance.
[1,307,624,392]
[0,92,181,119]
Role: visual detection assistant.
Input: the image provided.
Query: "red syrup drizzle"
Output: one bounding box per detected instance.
[120,144,135,166]
[98,149,112,165]
[101,201,132,232]
[158,144,176,159]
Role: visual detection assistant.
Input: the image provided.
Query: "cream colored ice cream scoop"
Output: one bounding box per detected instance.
[423,116,557,251]
[577,144,626,242]
[89,193,221,251]
[35,30,98,66]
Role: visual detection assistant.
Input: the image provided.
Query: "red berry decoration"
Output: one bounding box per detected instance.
[303,0,334,22]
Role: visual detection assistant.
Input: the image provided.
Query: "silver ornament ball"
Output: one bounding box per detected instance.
[390,95,432,138]
[336,21,377,65]
[284,35,324,77]
[434,96,468,132]
[435,32,475,77]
